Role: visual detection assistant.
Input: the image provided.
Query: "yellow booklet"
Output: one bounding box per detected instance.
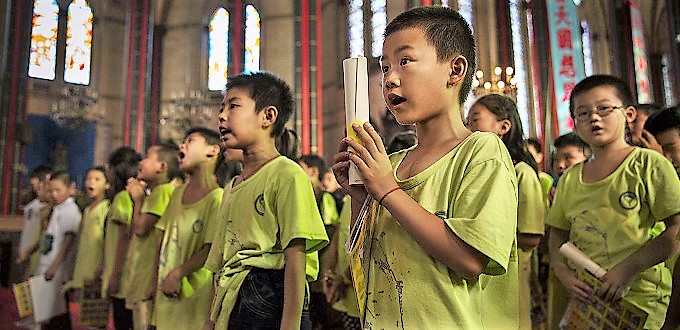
[345,196,380,324]
[13,280,33,318]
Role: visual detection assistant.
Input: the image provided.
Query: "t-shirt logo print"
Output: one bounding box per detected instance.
[254,194,266,216]
[619,191,638,210]
[192,219,204,233]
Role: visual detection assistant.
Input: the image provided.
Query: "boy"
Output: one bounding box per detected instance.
[643,105,680,329]
[205,72,328,329]
[125,142,181,329]
[332,7,519,328]
[547,75,680,329]
[526,137,553,199]
[16,166,51,278]
[629,103,661,149]
[551,132,591,179]
[298,154,342,328]
[151,127,223,329]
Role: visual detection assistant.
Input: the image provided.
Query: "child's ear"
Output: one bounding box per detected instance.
[447,55,468,87]
[261,106,279,129]
[158,161,167,174]
[206,145,219,158]
[624,105,637,124]
[499,119,512,137]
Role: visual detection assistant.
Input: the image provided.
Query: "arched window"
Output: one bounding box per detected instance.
[348,0,364,57]
[64,0,93,85]
[28,0,59,80]
[244,5,260,74]
[370,0,386,57]
[581,20,593,77]
[457,0,473,33]
[208,8,230,91]
[510,0,529,135]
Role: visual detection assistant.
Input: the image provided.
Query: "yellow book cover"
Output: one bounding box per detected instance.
[345,196,380,323]
[13,280,33,318]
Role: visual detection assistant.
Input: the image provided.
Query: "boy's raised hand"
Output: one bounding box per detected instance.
[126,178,146,203]
[340,122,397,201]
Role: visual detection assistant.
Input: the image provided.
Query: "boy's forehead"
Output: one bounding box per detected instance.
[382,27,429,57]
[556,145,584,155]
[573,85,621,107]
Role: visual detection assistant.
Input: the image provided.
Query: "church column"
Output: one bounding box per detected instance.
[1,0,30,214]
[123,0,154,150]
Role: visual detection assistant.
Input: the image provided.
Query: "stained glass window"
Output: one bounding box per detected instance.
[457,0,473,33]
[28,0,59,80]
[209,8,229,91]
[348,0,364,57]
[244,5,260,74]
[581,20,593,77]
[64,0,93,85]
[370,0,386,57]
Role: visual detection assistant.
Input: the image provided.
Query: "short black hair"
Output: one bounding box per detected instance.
[645,106,680,137]
[526,138,542,154]
[636,103,662,117]
[29,165,53,181]
[384,6,475,106]
[299,154,326,181]
[50,170,71,186]
[154,142,183,181]
[276,128,300,160]
[386,130,417,154]
[108,146,141,194]
[569,75,634,118]
[185,126,221,147]
[554,132,591,157]
[184,127,225,172]
[225,71,294,138]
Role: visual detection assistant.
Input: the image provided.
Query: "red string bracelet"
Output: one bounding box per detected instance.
[379,187,402,205]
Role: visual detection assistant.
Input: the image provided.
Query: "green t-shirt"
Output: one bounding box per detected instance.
[538,171,554,201]
[516,161,546,236]
[205,156,329,327]
[102,191,133,298]
[546,147,680,329]
[125,182,175,303]
[72,200,110,289]
[359,132,519,329]
[153,185,223,329]
[319,192,339,226]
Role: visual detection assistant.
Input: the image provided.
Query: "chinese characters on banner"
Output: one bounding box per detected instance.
[629,1,652,103]
[547,0,586,135]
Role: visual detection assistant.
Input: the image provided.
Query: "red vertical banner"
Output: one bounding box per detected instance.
[629,1,652,103]
[315,0,323,155]
[123,0,137,146]
[136,0,150,151]
[300,0,310,154]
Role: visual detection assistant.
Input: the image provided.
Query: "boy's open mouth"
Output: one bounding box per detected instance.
[591,126,603,133]
[178,151,186,160]
[219,128,232,140]
[388,94,407,106]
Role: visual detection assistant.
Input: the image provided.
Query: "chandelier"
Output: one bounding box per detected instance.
[471,66,518,100]
[160,90,219,135]
[50,85,99,129]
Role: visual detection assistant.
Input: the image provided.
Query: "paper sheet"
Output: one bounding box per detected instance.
[28,275,67,323]
[343,56,370,185]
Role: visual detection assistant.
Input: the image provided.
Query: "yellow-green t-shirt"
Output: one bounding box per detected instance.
[204,156,329,327]
[331,195,359,318]
[72,200,110,289]
[538,171,554,202]
[514,161,545,329]
[153,185,223,330]
[546,147,680,329]
[359,132,519,329]
[319,192,339,226]
[102,191,133,298]
[516,161,545,236]
[125,182,175,303]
